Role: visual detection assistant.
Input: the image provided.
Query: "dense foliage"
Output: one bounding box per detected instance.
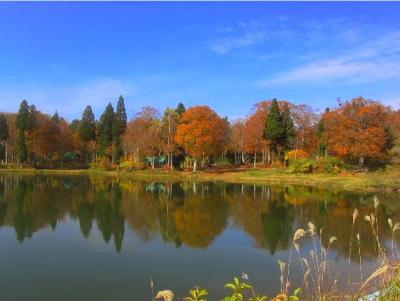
[0,96,398,171]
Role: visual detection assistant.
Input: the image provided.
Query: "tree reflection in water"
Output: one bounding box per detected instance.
[0,174,398,260]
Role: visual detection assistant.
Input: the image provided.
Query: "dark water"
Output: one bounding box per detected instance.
[0,174,399,301]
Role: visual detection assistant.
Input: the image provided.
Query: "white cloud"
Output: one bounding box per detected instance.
[211,31,266,54]
[256,31,400,86]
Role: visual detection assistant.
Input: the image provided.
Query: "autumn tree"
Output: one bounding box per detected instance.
[229,119,246,165]
[27,113,60,164]
[244,110,269,167]
[0,114,9,163]
[98,103,115,159]
[175,106,226,171]
[123,107,161,169]
[26,112,77,167]
[291,104,319,153]
[323,97,392,167]
[112,95,127,163]
[161,108,179,169]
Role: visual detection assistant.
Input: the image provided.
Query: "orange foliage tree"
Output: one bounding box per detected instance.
[123,106,161,169]
[175,106,226,171]
[26,113,77,166]
[229,119,246,165]
[322,97,391,167]
[244,108,269,167]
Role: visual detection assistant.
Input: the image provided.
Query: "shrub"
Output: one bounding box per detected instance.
[317,156,342,173]
[90,157,117,171]
[287,158,317,173]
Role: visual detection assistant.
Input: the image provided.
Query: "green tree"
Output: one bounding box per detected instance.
[176,102,186,116]
[112,95,127,163]
[281,103,295,150]
[264,99,285,160]
[0,114,9,163]
[15,100,32,164]
[98,103,115,158]
[69,119,80,132]
[316,108,329,156]
[79,105,96,143]
[52,111,60,123]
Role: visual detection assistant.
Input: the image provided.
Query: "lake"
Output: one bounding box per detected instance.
[0,174,398,300]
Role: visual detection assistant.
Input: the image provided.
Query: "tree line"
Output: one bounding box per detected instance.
[0,96,398,170]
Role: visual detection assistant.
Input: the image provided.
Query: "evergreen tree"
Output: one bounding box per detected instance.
[51,111,60,123]
[28,105,38,129]
[0,114,9,141]
[0,114,9,162]
[112,95,127,163]
[15,100,32,163]
[98,103,115,157]
[69,119,80,132]
[281,104,295,150]
[78,105,96,143]
[316,108,329,156]
[113,95,127,137]
[175,102,186,116]
[264,99,285,159]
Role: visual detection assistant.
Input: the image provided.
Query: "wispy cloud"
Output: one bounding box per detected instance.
[210,20,270,54]
[211,31,266,54]
[256,31,400,86]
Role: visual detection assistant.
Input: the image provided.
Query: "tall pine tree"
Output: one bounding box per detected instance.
[281,103,295,150]
[264,98,285,160]
[0,114,9,142]
[15,100,32,164]
[112,95,127,163]
[79,105,96,143]
[98,103,115,158]
[0,114,9,162]
[175,102,186,116]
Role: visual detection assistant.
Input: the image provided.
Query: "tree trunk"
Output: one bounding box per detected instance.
[359,156,364,169]
[5,143,7,165]
[193,159,197,172]
[241,152,245,164]
[253,152,257,168]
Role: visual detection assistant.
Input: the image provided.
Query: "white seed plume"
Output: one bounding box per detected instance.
[388,218,393,229]
[329,236,337,245]
[353,208,359,225]
[373,196,379,209]
[293,228,306,242]
[308,222,316,236]
[278,260,286,275]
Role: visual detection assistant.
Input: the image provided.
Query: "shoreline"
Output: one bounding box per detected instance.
[1,166,399,192]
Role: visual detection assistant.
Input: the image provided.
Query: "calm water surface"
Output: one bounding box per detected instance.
[0,174,399,300]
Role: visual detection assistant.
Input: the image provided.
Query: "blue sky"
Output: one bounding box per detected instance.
[0,2,399,120]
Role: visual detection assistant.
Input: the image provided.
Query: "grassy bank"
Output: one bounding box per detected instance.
[1,165,400,192]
